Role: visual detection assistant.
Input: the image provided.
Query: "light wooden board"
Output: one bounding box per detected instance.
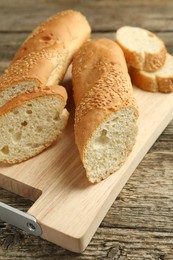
[0,82,173,253]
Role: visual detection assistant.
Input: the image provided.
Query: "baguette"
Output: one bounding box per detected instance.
[129,53,173,93]
[0,10,91,163]
[0,10,91,107]
[72,39,139,183]
[12,10,91,63]
[115,26,166,72]
[0,86,68,163]
[0,48,67,107]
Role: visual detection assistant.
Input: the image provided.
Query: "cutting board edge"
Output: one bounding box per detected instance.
[33,108,173,253]
[0,90,173,252]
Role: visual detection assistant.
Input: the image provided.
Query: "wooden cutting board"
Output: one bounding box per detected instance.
[0,78,173,252]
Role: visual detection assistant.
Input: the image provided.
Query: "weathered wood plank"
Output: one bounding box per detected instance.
[0,0,173,32]
[102,153,173,232]
[1,216,173,259]
[0,137,173,258]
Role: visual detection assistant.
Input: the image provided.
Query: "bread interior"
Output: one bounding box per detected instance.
[0,81,36,107]
[0,95,68,163]
[84,107,138,182]
[117,26,162,53]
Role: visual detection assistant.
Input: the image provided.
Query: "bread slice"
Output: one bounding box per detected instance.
[129,53,173,93]
[0,85,69,163]
[72,39,139,183]
[115,26,166,72]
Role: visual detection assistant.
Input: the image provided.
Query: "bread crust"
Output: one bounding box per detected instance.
[72,39,139,181]
[144,47,166,72]
[0,85,69,164]
[0,10,91,164]
[72,39,129,106]
[157,77,173,92]
[129,54,173,93]
[0,85,67,116]
[129,67,158,92]
[0,48,67,91]
[0,10,91,107]
[11,10,91,63]
[115,26,166,72]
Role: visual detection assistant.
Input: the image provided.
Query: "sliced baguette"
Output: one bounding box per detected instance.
[72,39,139,183]
[129,53,173,93]
[0,10,91,108]
[0,48,68,107]
[0,85,69,163]
[11,10,91,64]
[0,10,91,163]
[115,26,166,72]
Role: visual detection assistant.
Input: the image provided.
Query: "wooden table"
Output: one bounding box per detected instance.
[0,0,173,259]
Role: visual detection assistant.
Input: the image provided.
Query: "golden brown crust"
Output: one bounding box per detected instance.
[1,10,91,92]
[72,39,129,106]
[0,85,67,116]
[144,46,166,72]
[117,42,166,72]
[157,77,173,93]
[0,10,90,164]
[0,10,91,109]
[129,66,173,93]
[129,67,158,92]
[72,39,139,161]
[0,48,67,92]
[11,10,91,63]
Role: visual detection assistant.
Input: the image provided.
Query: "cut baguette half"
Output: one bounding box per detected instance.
[72,39,139,183]
[129,53,173,93]
[115,26,166,72]
[0,10,91,164]
[0,85,69,164]
[0,48,68,107]
[0,10,91,109]
[75,104,138,183]
[11,10,91,64]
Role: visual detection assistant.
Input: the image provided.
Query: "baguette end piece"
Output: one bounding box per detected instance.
[79,107,138,183]
[0,86,69,164]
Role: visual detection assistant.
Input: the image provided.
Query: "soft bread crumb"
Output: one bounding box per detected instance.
[84,108,138,183]
[115,26,166,72]
[116,26,162,52]
[0,96,69,163]
[0,81,36,107]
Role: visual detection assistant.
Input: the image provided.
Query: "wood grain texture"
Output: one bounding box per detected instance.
[0,0,173,32]
[0,77,172,253]
[0,0,173,259]
[1,149,173,259]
